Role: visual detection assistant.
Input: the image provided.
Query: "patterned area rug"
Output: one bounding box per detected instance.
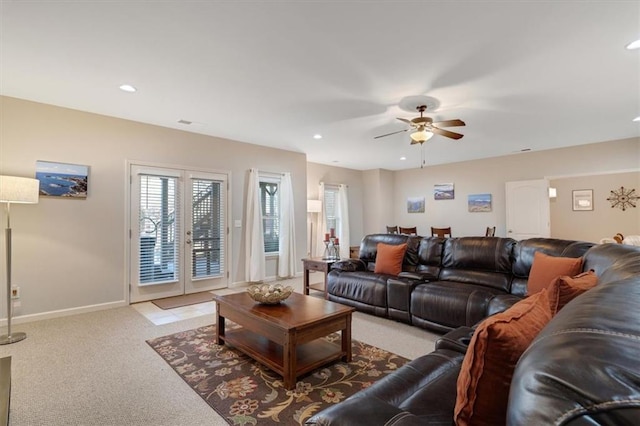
[147,324,409,425]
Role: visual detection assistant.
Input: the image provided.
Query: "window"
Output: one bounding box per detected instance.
[260,179,280,253]
[324,185,339,234]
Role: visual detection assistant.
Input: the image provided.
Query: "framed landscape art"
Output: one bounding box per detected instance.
[407,197,425,213]
[434,183,454,200]
[36,160,88,198]
[468,193,492,212]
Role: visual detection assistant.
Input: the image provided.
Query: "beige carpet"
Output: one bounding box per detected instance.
[1,276,439,425]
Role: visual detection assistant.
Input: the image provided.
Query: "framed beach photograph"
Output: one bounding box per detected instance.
[572,189,593,211]
[434,183,454,200]
[407,197,425,213]
[468,193,492,212]
[36,161,89,198]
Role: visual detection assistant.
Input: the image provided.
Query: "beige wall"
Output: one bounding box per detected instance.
[392,137,639,240]
[550,171,640,242]
[0,96,307,321]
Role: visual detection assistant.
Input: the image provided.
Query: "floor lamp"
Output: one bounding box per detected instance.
[307,200,322,257]
[0,175,39,345]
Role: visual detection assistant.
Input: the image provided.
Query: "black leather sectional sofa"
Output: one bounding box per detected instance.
[309,235,640,425]
[326,233,593,333]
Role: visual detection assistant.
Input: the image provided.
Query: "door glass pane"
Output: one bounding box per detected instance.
[139,175,180,284]
[191,178,224,278]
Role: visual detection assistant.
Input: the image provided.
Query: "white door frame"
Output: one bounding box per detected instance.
[124,160,232,304]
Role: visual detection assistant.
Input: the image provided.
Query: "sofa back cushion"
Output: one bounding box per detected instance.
[415,237,445,279]
[510,238,595,296]
[358,234,420,272]
[439,237,516,292]
[583,243,640,284]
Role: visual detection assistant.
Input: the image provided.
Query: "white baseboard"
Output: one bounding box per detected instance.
[0,300,128,326]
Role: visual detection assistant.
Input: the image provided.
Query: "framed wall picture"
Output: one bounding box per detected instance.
[407,197,425,213]
[468,193,492,212]
[434,183,454,200]
[36,160,89,198]
[572,189,593,211]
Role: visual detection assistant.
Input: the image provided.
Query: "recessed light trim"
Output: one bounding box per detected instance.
[313,134,322,140]
[119,84,137,93]
[626,39,640,50]
[633,116,640,122]
[400,156,407,161]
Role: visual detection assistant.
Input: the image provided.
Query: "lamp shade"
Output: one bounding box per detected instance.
[410,129,434,143]
[307,199,322,213]
[0,176,40,204]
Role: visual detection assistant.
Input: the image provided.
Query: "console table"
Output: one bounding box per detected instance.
[302,257,339,299]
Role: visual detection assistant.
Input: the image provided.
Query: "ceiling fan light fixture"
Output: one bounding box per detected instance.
[410,129,433,143]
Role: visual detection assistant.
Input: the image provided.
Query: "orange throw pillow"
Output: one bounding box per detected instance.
[547,270,598,314]
[454,289,553,426]
[373,243,407,276]
[527,251,582,296]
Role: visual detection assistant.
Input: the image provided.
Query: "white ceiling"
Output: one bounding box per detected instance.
[1,1,639,171]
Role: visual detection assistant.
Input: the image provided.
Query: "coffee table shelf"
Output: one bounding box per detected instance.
[214,292,354,389]
[222,327,346,378]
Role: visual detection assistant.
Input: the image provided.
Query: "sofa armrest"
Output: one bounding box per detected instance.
[330,259,365,272]
[435,326,475,354]
[306,396,424,426]
[486,294,523,316]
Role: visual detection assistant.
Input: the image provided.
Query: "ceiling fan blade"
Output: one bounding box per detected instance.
[396,117,413,125]
[431,127,464,140]
[373,128,409,139]
[432,119,465,127]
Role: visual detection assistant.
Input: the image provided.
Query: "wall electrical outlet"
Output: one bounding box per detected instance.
[11,286,20,299]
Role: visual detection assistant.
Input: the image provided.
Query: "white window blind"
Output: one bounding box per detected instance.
[138,174,181,284]
[260,179,280,253]
[191,178,225,279]
[324,185,339,234]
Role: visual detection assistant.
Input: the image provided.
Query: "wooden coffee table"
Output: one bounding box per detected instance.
[214,292,355,389]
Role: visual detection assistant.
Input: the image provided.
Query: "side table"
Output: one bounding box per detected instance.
[302,257,339,299]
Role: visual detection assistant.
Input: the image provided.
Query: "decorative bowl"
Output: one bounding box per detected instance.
[246,283,293,304]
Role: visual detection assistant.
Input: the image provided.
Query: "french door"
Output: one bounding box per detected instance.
[129,164,228,303]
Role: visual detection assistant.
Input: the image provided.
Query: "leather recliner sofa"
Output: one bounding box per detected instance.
[326,233,593,333]
[309,241,640,425]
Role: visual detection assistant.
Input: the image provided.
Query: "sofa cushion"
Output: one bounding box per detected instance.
[454,289,553,426]
[374,243,407,276]
[547,270,598,314]
[527,251,582,295]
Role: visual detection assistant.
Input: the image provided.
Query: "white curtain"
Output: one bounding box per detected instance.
[277,172,296,278]
[337,184,350,258]
[315,182,327,258]
[245,168,265,282]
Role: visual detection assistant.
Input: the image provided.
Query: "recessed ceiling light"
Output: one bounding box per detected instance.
[626,39,640,50]
[400,156,407,161]
[119,84,137,93]
[633,116,640,122]
[313,134,322,140]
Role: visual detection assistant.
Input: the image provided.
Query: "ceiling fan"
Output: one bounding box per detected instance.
[374,105,465,144]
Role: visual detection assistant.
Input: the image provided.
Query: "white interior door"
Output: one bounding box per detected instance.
[505,179,551,240]
[129,165,228,303]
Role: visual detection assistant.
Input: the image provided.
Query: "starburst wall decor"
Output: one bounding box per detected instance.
[606,186,639,211]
